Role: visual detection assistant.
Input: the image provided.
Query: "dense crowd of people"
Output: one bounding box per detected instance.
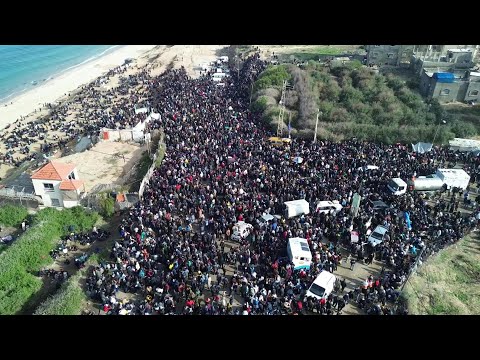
[80,53,480,315]
[2,48,478,315]
[0,61,155,168]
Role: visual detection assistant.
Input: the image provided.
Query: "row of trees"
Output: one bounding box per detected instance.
[251,61,478,144]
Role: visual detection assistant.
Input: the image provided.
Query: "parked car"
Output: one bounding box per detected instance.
[305,271,337,300]
[316,200,343,215]
[369,199,390,212]
[231,221,253,242]
[367,225,389,247]
[256,214,281,229]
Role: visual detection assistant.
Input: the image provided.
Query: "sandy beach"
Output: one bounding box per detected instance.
[0,45,227,181]
[0,45,157,130]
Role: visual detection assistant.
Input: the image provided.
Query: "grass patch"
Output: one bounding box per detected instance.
[284,46,342,62]
[0,206,98,315]
[34,273,85,315]
[0,204,28,227]
[404,234,480,315]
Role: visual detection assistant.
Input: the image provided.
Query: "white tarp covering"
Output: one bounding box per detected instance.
[412,142,433,154]
[135,107,149,115]
[449,138,480,152]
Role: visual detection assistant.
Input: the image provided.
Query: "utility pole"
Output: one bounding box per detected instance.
[432,119,446,145]
[249,80,254,106]
[288,111,292,139]
[313,109,320,143]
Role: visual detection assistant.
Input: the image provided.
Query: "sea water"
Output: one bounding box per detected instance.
[0,45,120,104]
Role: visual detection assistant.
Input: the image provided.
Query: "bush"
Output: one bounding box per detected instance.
[34,274,85,315]
[0,205,28,227]
[450,120,477,138]
[0,207,98,314]
[98,194,115,218]
[253,65,291,92]
[251,96,269,114]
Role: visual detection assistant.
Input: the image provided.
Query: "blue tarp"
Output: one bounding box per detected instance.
[433,72,454,83]
[404,211,412,231]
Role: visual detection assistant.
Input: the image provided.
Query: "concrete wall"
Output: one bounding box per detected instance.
[32,179,63,207]
[431,80,464,103]
[465,80,480,102]
[366,45,413,66]
[102,128,134,142]
[63,200,80,208]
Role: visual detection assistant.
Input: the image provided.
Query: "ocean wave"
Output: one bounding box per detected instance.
[0,86,28,103]
[54,45,122,75]
[0,45,122,106]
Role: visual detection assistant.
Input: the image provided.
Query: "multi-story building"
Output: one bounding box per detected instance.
[31,161,85,208]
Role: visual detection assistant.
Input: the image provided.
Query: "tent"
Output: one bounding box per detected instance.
[411,142,433,154]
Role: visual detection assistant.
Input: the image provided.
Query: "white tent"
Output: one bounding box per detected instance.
[411,142,433,154]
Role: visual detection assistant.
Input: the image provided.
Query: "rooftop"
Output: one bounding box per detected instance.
[31,161,76,181]
[59,179,84,191]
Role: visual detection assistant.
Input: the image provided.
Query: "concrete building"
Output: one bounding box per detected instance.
[419,70,480,104]
[31,161,85,208]
[411,47,478,76]
[366,45,414,66]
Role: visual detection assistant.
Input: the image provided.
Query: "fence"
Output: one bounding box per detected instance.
[138,153,157,200]
[138,131,165,200]
[101,128,136,142]
[0,187,40,208]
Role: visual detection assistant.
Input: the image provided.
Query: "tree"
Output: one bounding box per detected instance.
[99,193,115,218]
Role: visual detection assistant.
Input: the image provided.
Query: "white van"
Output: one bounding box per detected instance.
[287,237,312,270]
[316,200,343,215]
[231,221,253,242]
[284,199,310,219]
[387,178,408,196]
[306,271,336,300]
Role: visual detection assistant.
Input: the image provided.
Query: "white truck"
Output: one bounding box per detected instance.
[387,169,470,196]
[316,200,343,215]
[284,199,310,219]
[287,237,312,270]
[435,169,470,190]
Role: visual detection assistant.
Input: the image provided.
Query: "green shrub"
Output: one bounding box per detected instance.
[0,205,28,227]
[252,60,475,144]
[251,96,269,114]
[98,194,115,218]
[34,274,85,315]
[254,65,291,92]
[0,207,98,314]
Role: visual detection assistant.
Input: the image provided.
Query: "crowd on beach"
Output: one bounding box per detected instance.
[82,53,480,315]
[0,61,153,169]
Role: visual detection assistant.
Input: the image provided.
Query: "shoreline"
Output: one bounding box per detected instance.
[0,45,157,130]
[0,45,122,105]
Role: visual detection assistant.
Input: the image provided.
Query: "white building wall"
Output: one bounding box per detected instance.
[63,200,80,208]
[32,179,63,207]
